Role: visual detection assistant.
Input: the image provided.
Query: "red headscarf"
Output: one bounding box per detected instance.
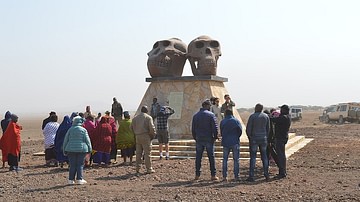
[0,121,21,161]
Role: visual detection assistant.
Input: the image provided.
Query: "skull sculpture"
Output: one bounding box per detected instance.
[147,38,187,77]
[187,35,221,76]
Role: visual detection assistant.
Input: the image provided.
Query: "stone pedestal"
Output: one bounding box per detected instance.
[136,76,248,142]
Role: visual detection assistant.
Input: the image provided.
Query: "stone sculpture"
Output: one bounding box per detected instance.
[147,38,187,77]
[187,35,221,76]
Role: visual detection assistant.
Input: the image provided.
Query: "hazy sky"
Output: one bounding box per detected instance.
[1,0,359,116]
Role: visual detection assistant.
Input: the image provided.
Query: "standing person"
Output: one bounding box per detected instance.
[1,111,12,133]
[63,116,92,185]
[105,111,118,164]
[0,114,22,172]
[116,111,136,164]
[55,116,71,168]
[111,97,123,126]
[95,112,102,127]
[210,97,223,127]
[130,106,156,175]
[220,109,242,182]
[246,103,270,182]
[84,106,92,119]
[271,104,291,179]
[263,109,280,167]
[91,117,113,166]
[42,111,56,130]
[43,114,60,166]
[156,106,175,160]
[192,100,219,181]
[221,94,235,113]
[83,115,96,166]
[1,111,12,168]
[150,97,161,121]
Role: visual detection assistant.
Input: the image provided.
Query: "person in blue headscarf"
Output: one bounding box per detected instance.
[54,116,72,168]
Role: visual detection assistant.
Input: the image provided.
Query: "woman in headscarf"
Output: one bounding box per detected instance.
[83,114,96,166]
[63,116,92,185]
[1,111,12,133]
[91,116,112,166]
[1,111,12,168]
[43,114,60,166]
[0,114,22,172]
[116,111,136,164]
[54,115,72,168]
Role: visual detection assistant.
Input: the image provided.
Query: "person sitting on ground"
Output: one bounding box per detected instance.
[116,111,136,164]
[43,114,60,166]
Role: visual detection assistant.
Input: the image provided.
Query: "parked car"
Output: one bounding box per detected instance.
[325,102,360,124]
[290,107,302,120]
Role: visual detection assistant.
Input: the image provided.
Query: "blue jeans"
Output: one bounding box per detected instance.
[222,144,240,178]
[195,141,216,177]
[67,152,87,180]
[249,142,269,178]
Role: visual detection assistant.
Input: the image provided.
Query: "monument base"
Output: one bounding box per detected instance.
[136,76,248,142]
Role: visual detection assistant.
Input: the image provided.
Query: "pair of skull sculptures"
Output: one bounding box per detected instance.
[147,35,221,77]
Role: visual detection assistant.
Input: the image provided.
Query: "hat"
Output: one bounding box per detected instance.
[279,104,290,111]
[202,99,211,106]
[123,111,130,117]
[160,106,166,112]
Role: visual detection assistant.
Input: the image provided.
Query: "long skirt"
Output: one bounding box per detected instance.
[92,152,110,165]
[45,147,58,165]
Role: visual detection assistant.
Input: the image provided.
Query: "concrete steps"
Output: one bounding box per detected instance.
[150,133,312,160]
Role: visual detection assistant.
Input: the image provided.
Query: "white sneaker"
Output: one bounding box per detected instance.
[77,179,87,185]
[68,180,75,185]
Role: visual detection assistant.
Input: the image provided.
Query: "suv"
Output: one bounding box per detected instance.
[319,105,336,122]
[326,102,360,124]
[290,107,302,120]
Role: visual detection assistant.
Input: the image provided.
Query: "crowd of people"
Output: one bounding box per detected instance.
[0,95,291,185]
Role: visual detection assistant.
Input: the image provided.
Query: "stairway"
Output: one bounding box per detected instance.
[150,133,312,160]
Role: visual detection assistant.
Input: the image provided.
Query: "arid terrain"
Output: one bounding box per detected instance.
[1,111,360,201]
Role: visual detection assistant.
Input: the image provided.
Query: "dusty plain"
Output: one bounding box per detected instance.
[0,111,359,201]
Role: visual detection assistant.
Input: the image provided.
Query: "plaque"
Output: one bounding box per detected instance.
[168,92,183,119]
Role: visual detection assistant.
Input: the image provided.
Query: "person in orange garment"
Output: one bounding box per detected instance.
[0,114,22,172]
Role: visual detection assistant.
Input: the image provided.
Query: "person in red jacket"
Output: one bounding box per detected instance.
[0,114,22,172]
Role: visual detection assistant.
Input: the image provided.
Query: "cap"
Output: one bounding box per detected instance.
[202,99,211,106]
[160,106,166,112]
[279,104,290,111]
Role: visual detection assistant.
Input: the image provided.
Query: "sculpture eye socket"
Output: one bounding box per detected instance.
[174,44,186,53]
[153,42,159,49]
[195,41,204,48]
[162,40,170,47]
[210,41,219,48]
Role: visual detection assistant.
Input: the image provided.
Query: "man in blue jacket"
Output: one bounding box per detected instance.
[220,109,242,182]
[192,99,219,181]
[246,103,270,182]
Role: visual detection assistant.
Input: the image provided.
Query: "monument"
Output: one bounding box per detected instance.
[136,35,247,141]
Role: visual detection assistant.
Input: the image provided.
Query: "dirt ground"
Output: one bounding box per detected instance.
[1,111,360,201]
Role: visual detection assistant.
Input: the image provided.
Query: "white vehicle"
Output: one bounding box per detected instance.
[326,102,360,124]
[290,107,302,120]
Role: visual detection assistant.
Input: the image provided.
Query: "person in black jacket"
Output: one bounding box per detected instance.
[271,104,291,179]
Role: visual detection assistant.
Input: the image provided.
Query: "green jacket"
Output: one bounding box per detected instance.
[63,116,92,154]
